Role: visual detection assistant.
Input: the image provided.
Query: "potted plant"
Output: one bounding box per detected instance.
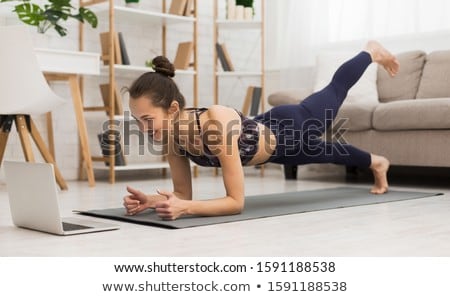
[235,0,254,19]
[0,0,98,37]
[236,0,253,7]
[125,0,139,9]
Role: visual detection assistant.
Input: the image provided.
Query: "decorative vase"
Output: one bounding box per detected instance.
[235,5,244,20]
[227,0,236,20]
[244,7,253,20]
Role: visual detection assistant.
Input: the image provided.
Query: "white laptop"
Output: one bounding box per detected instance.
[4,161,119,235]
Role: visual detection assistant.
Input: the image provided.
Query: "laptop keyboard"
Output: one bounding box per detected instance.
[62,222,94,231]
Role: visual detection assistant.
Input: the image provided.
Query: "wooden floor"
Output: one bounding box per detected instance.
[1,166,450,256]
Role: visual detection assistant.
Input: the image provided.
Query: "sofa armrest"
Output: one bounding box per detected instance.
[268,88,313,106]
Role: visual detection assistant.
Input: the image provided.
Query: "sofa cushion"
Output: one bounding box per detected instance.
[333,102,377,132]
[372,98,450,131]
[416,50,450,99]
[313,51,378,105]
[377,50,426,102]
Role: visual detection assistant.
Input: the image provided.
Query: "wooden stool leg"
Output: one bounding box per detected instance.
[29,117,68,190]
[46,112,55,158]
[0,129,10,165]
[78,147,86,180]
[15,115,35,162]
[68,75,95,187]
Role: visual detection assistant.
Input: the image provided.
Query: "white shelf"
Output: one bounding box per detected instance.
[93,161,170,171]
[84,1,199,182]
[216,71,262,77]
[216,20,262,30]
[35,48,100,75]
[100,65,196,77]
[91,4,196,25]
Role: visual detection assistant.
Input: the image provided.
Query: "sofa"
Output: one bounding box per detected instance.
[268,49,450,179]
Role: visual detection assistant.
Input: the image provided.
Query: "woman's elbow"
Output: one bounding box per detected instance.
[231,199,245,214]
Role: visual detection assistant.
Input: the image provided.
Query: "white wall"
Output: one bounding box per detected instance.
[1,0,277,180]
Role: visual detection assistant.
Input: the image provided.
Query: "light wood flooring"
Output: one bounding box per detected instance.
[1,166,449,256]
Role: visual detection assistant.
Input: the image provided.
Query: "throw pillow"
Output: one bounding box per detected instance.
[313,51,378,105]
[416,50,450,99]
[377,50,426,102]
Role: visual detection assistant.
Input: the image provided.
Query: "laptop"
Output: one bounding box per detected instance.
[3,161,119,235]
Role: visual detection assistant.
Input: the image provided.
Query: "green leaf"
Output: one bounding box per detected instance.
[43,9,65,23]
[54,23,67,36]
[49,0,73,9]
[79,7,98,28]
[7,1,98,37]
[13,3,44,26]
[236,0,254,8]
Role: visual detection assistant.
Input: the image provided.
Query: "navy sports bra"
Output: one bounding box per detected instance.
[176,108,259,167]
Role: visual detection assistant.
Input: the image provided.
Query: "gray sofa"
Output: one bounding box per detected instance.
[268,50,450,179]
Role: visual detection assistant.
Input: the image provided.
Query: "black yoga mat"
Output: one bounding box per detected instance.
[75,187,442,229]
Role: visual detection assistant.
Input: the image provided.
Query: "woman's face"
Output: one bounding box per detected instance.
[129,96,172,143]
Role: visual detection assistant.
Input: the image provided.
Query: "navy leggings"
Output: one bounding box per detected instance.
[254,51,373,168]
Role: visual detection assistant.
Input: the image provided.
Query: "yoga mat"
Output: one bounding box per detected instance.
[75,187,442,229]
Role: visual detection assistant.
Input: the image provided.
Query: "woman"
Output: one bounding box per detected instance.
[123,40,399,220]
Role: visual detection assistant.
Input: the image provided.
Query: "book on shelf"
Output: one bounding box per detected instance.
[118,32,130,65]
[221,43,234,71]
[114,32,122,65]
[97,130,126,166]
[173,41,194,70]
[168,0,188,15]
[249,86,262,116]
[183,0,194,16]
[242,86,254,116]
[99,83,124,116]
[242,86,262,117]
[215,42,234,71]
[99,32,122,65]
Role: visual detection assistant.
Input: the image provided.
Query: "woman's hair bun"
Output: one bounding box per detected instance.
[152,56,175,78]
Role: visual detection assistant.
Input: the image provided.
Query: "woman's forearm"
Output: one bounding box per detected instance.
[183,196,244,217]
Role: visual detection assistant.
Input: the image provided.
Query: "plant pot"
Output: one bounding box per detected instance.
[125,3,140,9]
[244,7,253,20]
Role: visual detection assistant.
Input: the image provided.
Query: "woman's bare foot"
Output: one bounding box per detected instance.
[365,40,400,77]
[370,154,390,194]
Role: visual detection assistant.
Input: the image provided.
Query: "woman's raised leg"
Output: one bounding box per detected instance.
[299,40,399,133]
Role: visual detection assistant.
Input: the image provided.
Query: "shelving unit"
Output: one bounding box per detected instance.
[80,0,198,183]
[213,0,265,111]
[213,0,265,175]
